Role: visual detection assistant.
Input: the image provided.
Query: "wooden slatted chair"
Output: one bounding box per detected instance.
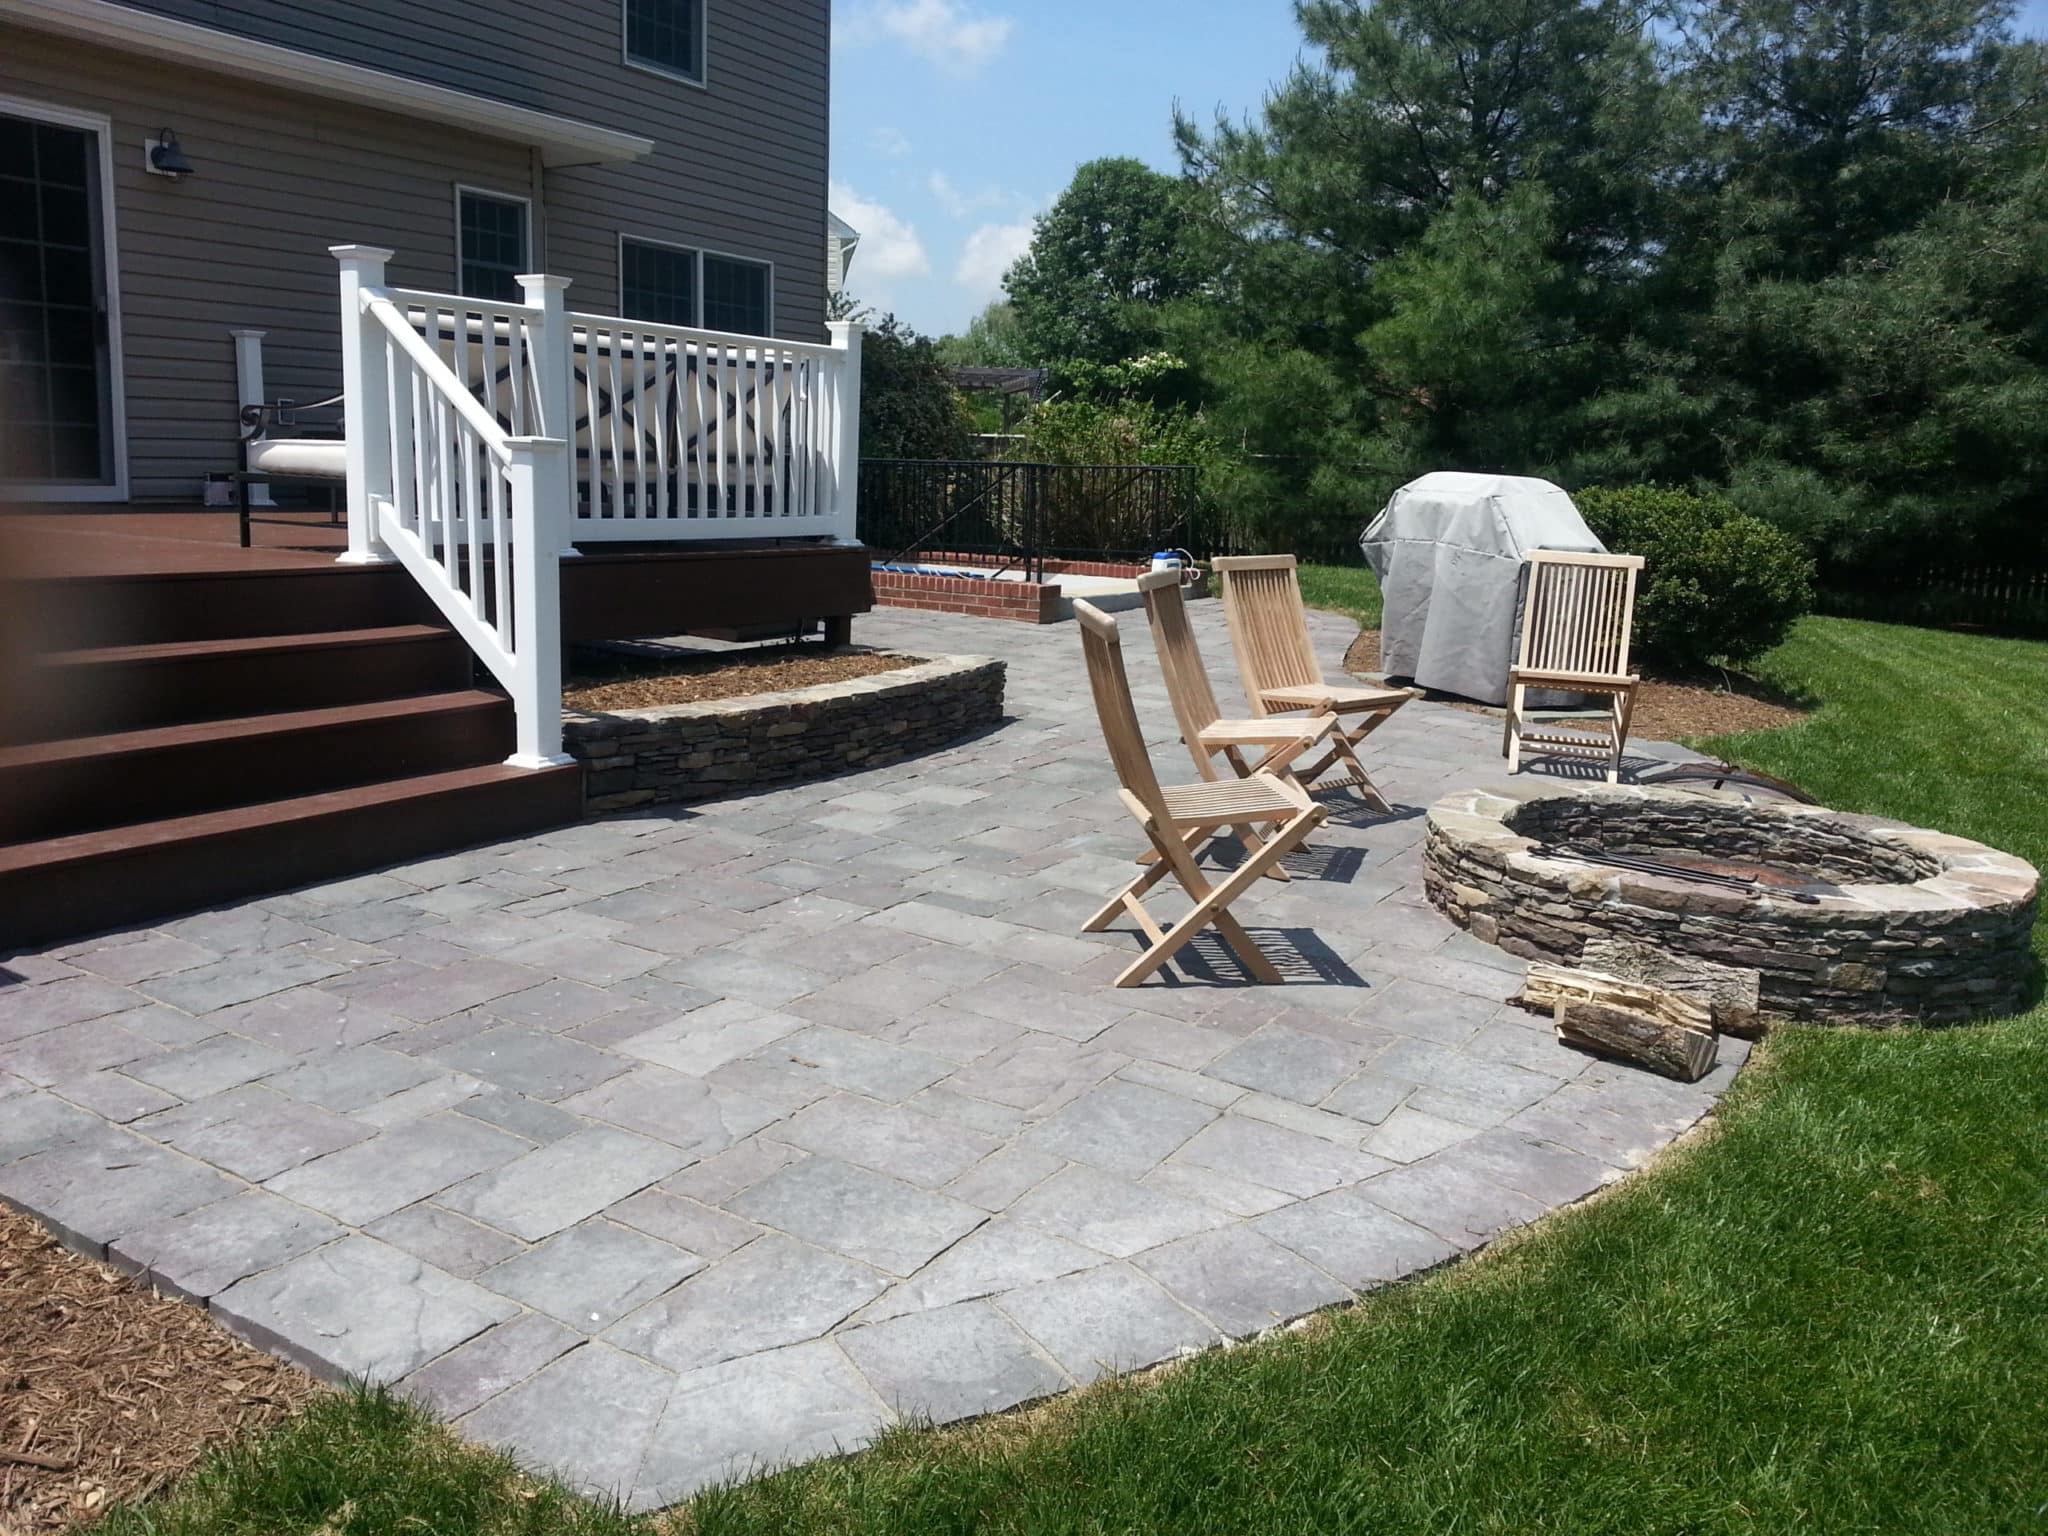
[1074,600,1329,988]
[1137,568,1338,880]
[1502,549,1645,783]
[1137,570,1340,783]
[1211,554,1417,812]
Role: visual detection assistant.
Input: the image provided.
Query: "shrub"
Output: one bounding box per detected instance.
[1574,484,1814,671]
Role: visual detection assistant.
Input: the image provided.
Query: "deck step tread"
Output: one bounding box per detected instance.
[0,763,571,874]
[0,691,506,770]
[41,624,454,668]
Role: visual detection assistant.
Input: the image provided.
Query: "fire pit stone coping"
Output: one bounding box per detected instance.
[1424,784,2038,1025]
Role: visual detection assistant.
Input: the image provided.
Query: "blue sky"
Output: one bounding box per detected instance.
[828,0,2048,337]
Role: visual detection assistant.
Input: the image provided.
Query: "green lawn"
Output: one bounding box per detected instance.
[103,614,2048,1536]
[1292,562,1384,630]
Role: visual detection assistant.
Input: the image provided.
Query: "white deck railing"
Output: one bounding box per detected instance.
[328,244,863,765]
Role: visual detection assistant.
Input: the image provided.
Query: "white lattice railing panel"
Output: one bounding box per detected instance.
[327,246,864,765]
[565,314,856,541]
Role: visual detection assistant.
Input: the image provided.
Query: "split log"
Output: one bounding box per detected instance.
[1514,964,1714,1034]
[1555,998,1718,1083]
[1580,937,1762,1038]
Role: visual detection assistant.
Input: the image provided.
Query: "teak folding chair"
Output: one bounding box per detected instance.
[1075,600,1329,988]
[1137,570,1337,878]
[1211,554,1416,812]
[1502,549,1645,783]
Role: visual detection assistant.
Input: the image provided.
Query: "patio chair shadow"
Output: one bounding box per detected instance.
[1518,752,1675,784]
[1313,799,1426,833]
[1112,925,1367,993]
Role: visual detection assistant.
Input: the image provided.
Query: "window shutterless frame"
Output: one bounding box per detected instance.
[615,232,774,336]
[621,0,708,87]
[0,92,128,500]
[453,183,533,303]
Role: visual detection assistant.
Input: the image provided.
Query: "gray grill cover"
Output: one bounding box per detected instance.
[1359,472,1605,706]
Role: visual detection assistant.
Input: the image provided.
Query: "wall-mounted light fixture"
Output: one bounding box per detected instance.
[144,128,194,179]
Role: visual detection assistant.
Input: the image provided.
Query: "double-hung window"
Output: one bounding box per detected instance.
[620,237,771,336]
[625,0,705,84]
[456,187,530,303]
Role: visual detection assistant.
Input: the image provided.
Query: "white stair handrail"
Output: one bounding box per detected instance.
[331,245,569,768]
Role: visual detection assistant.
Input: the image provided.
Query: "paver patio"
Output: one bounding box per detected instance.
[0,601,1745,1510]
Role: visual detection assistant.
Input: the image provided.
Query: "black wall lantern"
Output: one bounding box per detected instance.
[145,128,194,179]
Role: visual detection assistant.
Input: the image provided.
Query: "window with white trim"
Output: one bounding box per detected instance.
[457,187,529,303]
[625,0,704,84]
[620,238,696,327]
[702,251,770,335]
[619,237,772,336]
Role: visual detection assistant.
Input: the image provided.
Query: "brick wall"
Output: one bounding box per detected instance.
[870,570,1060,623]
[563,653,1006,811]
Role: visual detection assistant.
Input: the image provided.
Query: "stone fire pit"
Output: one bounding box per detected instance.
[1425,785,2038,1024]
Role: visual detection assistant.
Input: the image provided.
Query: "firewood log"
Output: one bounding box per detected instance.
[1554,998,1719,1083]
[1579,938,1762,1038]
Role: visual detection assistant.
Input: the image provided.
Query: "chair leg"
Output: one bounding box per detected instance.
[1219,744,1290,881]
[1608,686,1636,785]
[1114,809,1323,988]
[1504,685,1525,772]
[1293,706,1399,809]
[1087,825,1205,932]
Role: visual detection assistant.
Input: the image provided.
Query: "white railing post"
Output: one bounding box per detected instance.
[518,272,580,557]
[229,327,274,507]
[331,245,395,565]
[503,436,571,767]
[825,318,864,545]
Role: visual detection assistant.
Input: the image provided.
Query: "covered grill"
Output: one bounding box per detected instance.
[1360,472,1605,706]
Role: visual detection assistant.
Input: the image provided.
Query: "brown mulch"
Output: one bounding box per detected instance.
[0,1204,317,1533]
[1342,629,1807,740]
[563,645,916,714]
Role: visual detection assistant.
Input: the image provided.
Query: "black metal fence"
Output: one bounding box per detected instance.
[858,460,1202,579]
[1818,562,2048,637]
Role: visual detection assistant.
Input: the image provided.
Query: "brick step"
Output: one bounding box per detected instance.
[12,563,440,649]
[0,762,583,950]
[0,691,515,843]
[19,625,473,741]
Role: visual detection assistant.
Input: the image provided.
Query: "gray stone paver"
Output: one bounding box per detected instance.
[213,1234,516,1381]
[839,1299,1067,1425]
[0,600,1740,1510]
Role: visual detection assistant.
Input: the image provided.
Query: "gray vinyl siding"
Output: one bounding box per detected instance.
[2,26,534,499]
[118,0,831,329]
[1,1,828,500]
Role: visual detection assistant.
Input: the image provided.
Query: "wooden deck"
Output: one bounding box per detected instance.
[4,506,350,578]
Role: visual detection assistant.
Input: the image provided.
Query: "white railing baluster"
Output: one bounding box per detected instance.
[691,341,707,519]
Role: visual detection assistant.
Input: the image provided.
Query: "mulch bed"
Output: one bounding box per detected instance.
[1342,629,1806,740]
[564,644,916,714]
[0,1205,317,1533]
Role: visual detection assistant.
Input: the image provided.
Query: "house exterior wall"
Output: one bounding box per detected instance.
[0,0,830,501]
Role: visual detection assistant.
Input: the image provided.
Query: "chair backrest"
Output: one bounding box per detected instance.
[1213,554,1322,714]
[1515,549,1646,678]
[1075,600,1170,821]
[1137,570,1224,764]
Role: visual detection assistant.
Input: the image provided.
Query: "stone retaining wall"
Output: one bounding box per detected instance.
[564,653,1005,811]
[1424,785,2038,1024]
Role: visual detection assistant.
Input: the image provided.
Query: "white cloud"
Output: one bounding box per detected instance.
[828,181,931,281]
[869,125,912,159]
[926,170,1019,219]
[847,0,1014,76]
[954,219,1034,298]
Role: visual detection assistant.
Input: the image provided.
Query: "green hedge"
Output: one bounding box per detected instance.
[1575,485,1814,671]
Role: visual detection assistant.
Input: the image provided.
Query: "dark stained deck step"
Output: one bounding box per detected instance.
[0,691,515,842]
[11,561,439,648]
[19,625,473,740]
[0,762,583,950]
